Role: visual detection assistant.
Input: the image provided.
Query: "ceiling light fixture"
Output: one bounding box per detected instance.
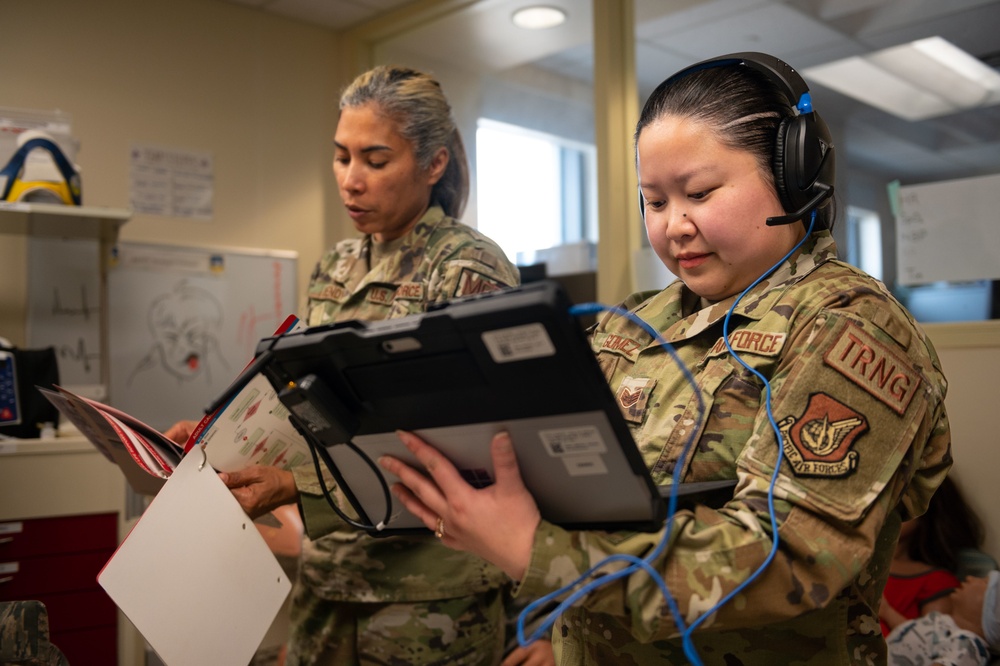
[512,5,567,30]
[803,37,1000,121]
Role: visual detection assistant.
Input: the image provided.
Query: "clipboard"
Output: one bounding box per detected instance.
[98,447,291,665]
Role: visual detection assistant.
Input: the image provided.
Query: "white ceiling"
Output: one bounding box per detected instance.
[218,0,1000,185]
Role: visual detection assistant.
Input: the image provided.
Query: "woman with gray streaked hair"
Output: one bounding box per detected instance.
[339,65,470,221]
[167,65,554,666]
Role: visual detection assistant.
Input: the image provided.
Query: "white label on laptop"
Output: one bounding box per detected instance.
[481,323,556,363]
[561,454,608,476]
[539,425,608,456]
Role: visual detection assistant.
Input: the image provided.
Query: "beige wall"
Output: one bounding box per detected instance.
[926,321,1000,563]
[0,0,343,341]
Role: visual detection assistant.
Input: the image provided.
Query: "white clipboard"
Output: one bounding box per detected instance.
[98,446,291,666]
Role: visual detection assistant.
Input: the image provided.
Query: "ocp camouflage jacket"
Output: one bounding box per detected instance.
[517,231,951,665]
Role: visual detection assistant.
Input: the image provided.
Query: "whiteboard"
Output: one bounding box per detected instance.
[107,242,297,431]
[26,237,103,389]
[895,172,1000,286]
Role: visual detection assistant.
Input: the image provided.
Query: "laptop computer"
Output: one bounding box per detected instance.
[252,280,731,536]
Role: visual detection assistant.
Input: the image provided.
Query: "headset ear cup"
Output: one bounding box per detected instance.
[775,114,829,217]
[772,117,794,213]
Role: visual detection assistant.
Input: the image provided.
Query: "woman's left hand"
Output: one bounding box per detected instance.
[380,430,541,580]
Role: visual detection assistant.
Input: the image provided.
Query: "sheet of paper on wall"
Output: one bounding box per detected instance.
[98,446,291,666]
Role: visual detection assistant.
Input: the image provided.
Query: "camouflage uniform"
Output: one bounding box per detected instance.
[0,601,70,666]
[289,205,520,666]
[516,231,951,665]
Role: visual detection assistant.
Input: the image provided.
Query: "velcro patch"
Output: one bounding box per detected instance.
[778,392,868,477]
[393,282,424,301]
[453,268,505,298]
[468,248,498,269]
[600,333,642,360]
[365,286,397,307]
[331,256,356,283]
[824,325,918,415]
[707,330,787,359]
[616,376,656,424]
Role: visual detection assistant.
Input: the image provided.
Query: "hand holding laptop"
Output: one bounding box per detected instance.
[381,429,540,581]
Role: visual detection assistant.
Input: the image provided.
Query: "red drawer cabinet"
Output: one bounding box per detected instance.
[0,512,119,666]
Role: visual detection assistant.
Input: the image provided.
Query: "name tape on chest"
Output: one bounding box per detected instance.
[707,330,787,359]
[824,326,918,415]
[600,334,642,360]
[394,282,424,301]
[365,286,396,307]
[313,284,348,303]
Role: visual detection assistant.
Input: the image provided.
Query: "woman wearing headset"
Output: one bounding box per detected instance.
[381,53,952,664]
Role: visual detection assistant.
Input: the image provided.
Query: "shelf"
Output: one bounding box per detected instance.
[0,201,130,242]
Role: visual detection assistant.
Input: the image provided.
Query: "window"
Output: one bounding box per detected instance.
[476,119,597,274]
[845,205,883,281]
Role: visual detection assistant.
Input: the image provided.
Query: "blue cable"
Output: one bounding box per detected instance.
[678,212,817,660]
[516,212,818,665]
[515,300,705,647]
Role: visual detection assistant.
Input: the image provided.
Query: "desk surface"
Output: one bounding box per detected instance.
[0,436,126,521]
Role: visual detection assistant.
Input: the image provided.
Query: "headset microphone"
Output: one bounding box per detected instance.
[765,182,831,226]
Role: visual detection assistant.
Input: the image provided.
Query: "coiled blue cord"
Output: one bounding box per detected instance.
[516,213,817,664]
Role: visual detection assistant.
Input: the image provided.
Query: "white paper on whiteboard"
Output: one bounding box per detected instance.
[894,172,1000,286]
[98,447,290,666]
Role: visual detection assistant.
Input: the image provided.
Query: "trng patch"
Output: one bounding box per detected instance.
[824,325,918,415]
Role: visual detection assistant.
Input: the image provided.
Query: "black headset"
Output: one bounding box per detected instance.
[638,52,835,228]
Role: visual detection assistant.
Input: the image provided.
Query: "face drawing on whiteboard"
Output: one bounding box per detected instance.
[127,281,228,385]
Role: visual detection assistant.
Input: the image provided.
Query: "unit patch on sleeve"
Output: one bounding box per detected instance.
[453,268,505,298]
[616,376,657,424]
[778,392,868,477]
[824,324,919,415]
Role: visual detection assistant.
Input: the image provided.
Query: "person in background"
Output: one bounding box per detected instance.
[168,65,553,666]
[881,475,986,636]
[887,571,1000,666]
[380,52,952,664]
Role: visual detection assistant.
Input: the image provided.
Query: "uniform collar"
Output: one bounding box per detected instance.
[636,231,838,343]
[350,205,447,285]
